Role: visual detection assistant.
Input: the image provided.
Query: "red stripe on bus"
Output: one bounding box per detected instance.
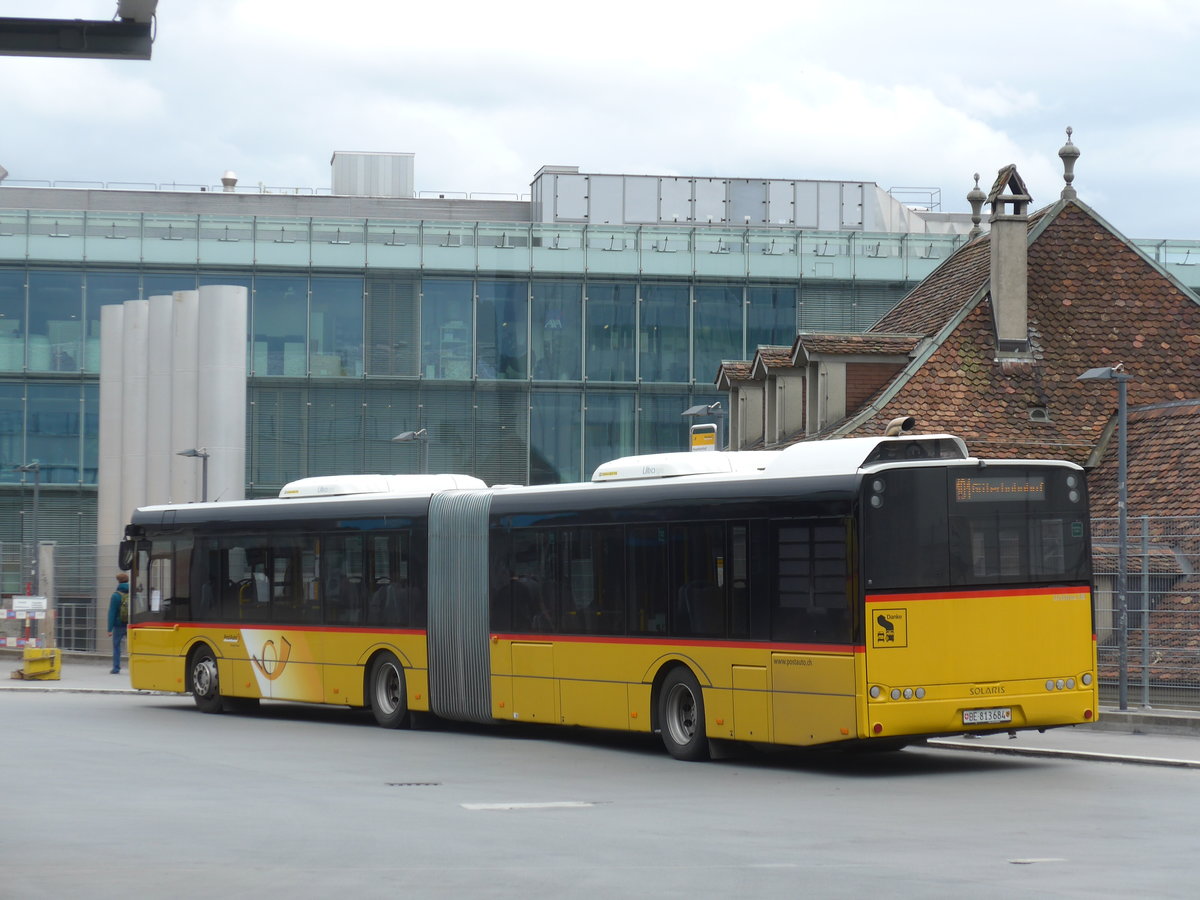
[866,585,1090,603]
[492,632,855,654]
[128,622,426,636]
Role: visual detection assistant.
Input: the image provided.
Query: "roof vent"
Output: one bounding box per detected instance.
[221,170,238,192]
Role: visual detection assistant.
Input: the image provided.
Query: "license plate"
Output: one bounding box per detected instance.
[963,707,1012,726]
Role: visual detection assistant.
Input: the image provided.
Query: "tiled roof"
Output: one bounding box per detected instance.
[716,360,753,382]
[1088,400,1200,521]
[795,332,922,357]
[757,346,793,368]
[824,201,1200,466]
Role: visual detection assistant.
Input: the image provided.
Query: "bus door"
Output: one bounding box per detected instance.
[207,535,324,703]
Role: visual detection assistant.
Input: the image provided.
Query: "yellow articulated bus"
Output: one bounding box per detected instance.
[123,431,1098,760]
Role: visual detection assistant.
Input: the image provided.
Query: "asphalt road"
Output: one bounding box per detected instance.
[1,688,1196,899]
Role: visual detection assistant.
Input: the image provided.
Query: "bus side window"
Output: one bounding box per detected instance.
[671,522,725,637]
[510,529,555,633]
[628,525,668,635]
[772,520,850,644]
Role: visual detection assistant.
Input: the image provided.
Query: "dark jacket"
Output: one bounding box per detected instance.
[107,582,129,631]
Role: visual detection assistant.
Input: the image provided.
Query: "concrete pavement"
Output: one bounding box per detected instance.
[4,650,1200,767]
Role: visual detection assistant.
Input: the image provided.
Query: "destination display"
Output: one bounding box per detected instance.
[953,475,1045,503]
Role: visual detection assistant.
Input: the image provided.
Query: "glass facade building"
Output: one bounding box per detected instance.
[0,179,985,562]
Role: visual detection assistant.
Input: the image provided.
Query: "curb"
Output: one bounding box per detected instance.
[928,738,1200,769]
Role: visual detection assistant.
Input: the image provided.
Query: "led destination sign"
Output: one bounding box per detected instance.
[954,475,1045,503]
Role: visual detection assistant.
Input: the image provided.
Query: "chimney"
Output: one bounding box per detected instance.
[986,164,1031,355]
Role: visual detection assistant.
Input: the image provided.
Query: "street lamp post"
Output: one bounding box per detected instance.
[1078,365,1135,711]
[176,448,210,502]
[392,429,429,473]
[16,461,40,594]
[682,402,727,451]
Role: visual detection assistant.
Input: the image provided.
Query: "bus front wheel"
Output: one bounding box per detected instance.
[658,667,710,761]
[190,647,224,714]
[368,652,408,729]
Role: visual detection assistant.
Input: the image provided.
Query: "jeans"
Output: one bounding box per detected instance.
[111,625,127,673]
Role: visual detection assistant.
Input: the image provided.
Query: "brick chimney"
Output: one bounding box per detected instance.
[986,164,1031,356]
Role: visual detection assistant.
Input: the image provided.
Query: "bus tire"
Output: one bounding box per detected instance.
[368,652,408,729]
[658,667,710,761]
[190,646,224,715]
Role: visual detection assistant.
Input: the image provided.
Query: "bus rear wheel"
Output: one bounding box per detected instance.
[659,667,709,761]
[368,652,408,729]
[190,646,224,714]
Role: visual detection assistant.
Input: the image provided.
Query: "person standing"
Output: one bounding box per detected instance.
[107,572,129,675]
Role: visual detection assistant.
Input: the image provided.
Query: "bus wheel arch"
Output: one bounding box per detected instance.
[653,663,710,762]
[365,650,409,729]
[187,643,224,715]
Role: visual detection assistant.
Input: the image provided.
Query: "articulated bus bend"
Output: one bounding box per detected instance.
[123,431,1097,760]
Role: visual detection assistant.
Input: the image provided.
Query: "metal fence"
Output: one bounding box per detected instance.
[1092,516,1200,710]
[4,521,1200,709]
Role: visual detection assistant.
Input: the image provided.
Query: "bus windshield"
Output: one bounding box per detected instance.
[861,465,1090,591]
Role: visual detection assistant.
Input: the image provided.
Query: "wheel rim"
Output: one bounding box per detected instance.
[375,662,401,716]
[194,656,217,699]
[664,682,697,746]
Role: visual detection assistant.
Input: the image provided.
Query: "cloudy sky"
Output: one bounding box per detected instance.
[3,0,1198,239]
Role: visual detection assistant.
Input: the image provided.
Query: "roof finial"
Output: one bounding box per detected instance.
[1059,126,1079,200]
[967,172,986,238]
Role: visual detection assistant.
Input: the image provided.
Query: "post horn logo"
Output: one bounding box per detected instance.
[251,635,293,680]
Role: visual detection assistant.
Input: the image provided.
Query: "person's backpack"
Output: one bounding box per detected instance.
[119,591,129,624]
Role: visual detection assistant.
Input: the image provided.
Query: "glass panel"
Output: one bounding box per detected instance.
[141,215,198,265]
[584,226,639,276]
[583,390,635,477]
[255,217,311,267]
[637,390,691,454]
[28,271,82,372]
[694,284,743,382]
[473,384,528,485]
[363,382,421,474]
[365,275,418,376]
[322,534,366,625]
[310,276,363,377]
[252,275,308,376]
[143,273,198,297]
[248,385,306,490]
[0,383,23,481]
[0,269,25,372]
[27,382,81,483]
[585,282,635,382]
[83,382,98,484]
[307,383,364,476]
[84,272,139,374]
[748,285,797,351]
[530,391,581,484]
[84,213,142,264]
[420,279,472,380]
[530,280,581,381]
[638,283,688,382]
[559,526,626,634]
[420,385,474,474]
[477,280,527,380]
[672,522,726,637]
[628,524,668,634]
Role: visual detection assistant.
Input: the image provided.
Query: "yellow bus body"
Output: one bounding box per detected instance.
[132,581,1096,747]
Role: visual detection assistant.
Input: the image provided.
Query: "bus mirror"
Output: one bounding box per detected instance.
[118,539,135,571]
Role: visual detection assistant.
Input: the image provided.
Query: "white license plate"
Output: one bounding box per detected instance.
[963,707,1012,726]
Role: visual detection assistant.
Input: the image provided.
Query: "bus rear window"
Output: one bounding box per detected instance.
[863,467,1090,590]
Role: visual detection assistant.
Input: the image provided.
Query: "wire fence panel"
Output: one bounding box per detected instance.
[1093,516,1200,709]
